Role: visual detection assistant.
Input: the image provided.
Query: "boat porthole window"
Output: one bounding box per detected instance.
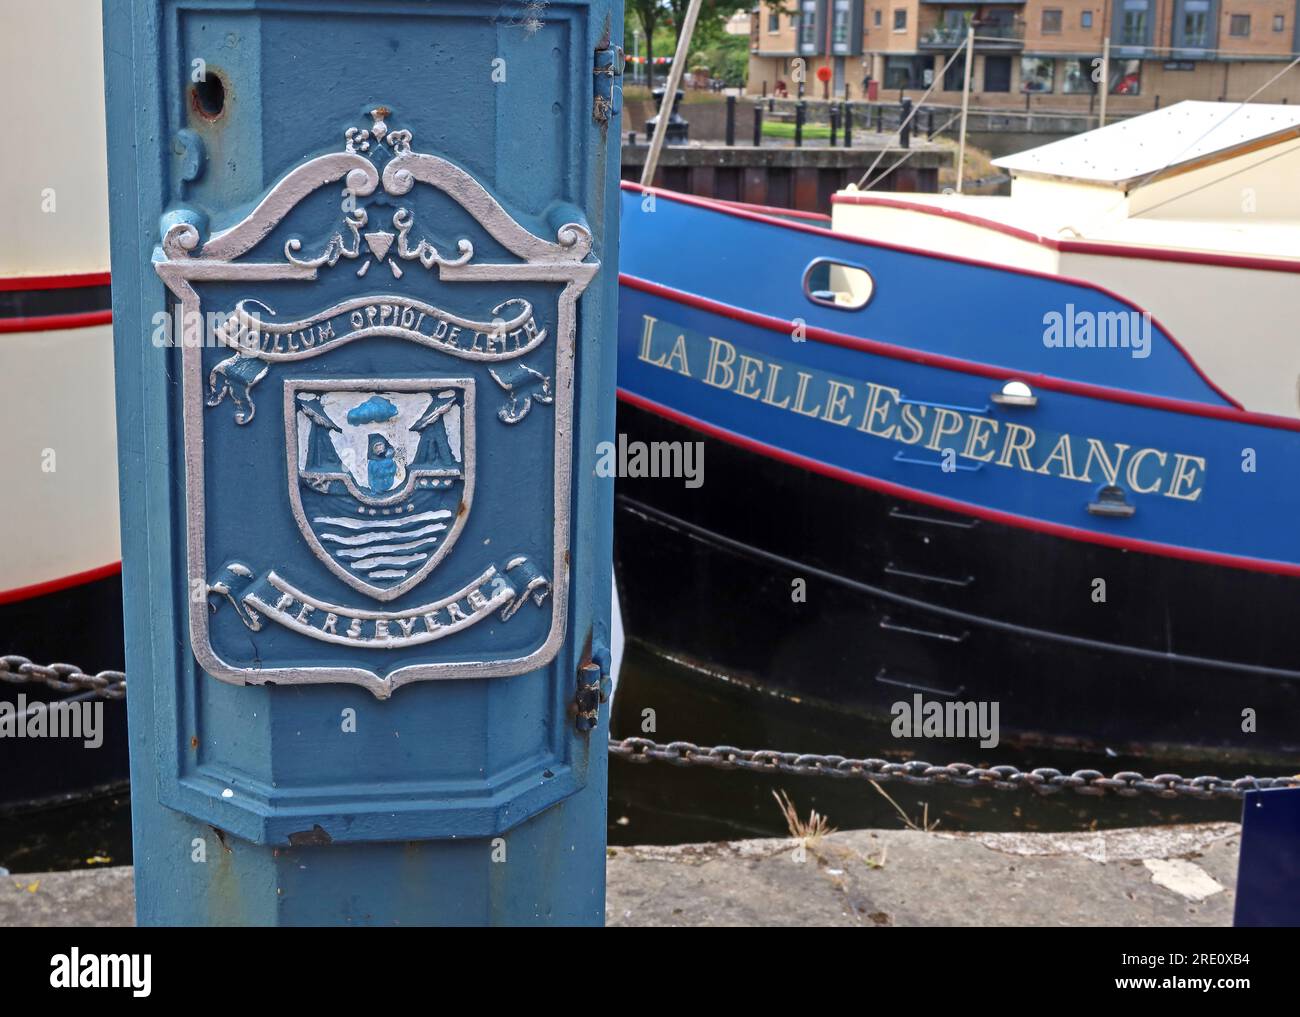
[802,258,874,311]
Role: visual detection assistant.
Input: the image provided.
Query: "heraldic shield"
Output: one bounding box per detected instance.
[154,107,598,696]
[284,378,475,602]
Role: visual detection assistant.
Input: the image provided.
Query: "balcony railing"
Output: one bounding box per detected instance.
[919,23,1024,48]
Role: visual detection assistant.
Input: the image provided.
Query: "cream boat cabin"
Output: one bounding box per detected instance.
[832,101,1300,418]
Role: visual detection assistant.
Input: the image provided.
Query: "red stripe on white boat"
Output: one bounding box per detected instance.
[0,561,123,606]
[0,271,112,292]
[0,310,113,334]
[831,193,1300,275]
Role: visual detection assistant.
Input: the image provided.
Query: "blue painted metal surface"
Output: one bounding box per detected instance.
[1235,787,1300,926]
[621,188,1233,404]
[104,0,620,925]
[618,189,1300,574]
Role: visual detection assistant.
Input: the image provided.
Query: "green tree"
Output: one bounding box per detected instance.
[627,1,743,88]
[694,33,749,88]
[667,0,733,51]
[626,0,664,88]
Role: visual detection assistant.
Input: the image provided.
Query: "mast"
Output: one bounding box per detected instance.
[641,0,706,188]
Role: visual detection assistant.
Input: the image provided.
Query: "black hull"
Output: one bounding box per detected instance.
[0,573,130,811]
[613,401,1300,765]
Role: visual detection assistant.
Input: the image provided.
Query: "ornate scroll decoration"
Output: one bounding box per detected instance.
[393,208,472,270]
[153,104,600,694]
[286,207,472,277]
[285,208,367,269]
[158,107,592,269]
[285,110,476,278]
[489,362,553,424]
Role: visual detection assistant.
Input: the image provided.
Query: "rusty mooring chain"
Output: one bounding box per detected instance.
[6,653,1293,801]
[0,656,126,700]
[608,736,1300,800]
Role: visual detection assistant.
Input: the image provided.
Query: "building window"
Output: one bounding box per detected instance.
[799,1,818,47]
[893,9,907,31]
[1230,13,1251,36]
[1110,57,1141,94]
[884,54,930,88]
[944,49,968,90]
[768,10,780,32]
[1275,14,1286,31]
[874,9,882,27]
[1082,11,1093,27]
[1062,57,1099,92]
[1120,0,1149,45]
[925,8,974,46]
[1021,56,1056,92]
[1042,9,1063,32]
[833,0,851,45]
[1182,0,1210,46]
[984,54,1012,91]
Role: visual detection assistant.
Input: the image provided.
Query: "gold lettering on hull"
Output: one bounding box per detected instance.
[638,315,1208,502]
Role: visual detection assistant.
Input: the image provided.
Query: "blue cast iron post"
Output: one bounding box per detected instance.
[103,0,622,925]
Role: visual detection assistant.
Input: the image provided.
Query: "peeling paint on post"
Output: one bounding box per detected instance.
[103,0,620,926]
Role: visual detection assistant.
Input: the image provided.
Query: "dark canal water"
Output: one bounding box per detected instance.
[606,642,1250,846]
[1,640,1261,873]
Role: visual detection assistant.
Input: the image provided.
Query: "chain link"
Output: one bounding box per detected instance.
[0,656,126,700]
[7,652,1293,800]
[609,736,1300,800]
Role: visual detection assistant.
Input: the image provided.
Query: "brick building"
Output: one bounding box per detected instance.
[746,0,1300,110]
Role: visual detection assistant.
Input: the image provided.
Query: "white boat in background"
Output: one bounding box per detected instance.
[0,9,126,808]
[1,7,117,604]
[833,101,1300,418]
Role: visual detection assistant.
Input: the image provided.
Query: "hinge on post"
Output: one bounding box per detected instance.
[574,657,610,732]
[593,44,625,124]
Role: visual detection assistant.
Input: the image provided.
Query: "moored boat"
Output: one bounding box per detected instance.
[3,3,1297,818]
[614,103,1300,762]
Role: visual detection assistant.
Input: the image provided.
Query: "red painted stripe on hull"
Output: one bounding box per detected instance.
[625,183,1244,410]
[0,561,124,606]
[0,272,112,293]
[704,197,832,223]
[0,310,113,334]
[621,272,1300,432]
[831,193,1300,275]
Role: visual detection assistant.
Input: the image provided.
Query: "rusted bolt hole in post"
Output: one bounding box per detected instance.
[191,72,226,120]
